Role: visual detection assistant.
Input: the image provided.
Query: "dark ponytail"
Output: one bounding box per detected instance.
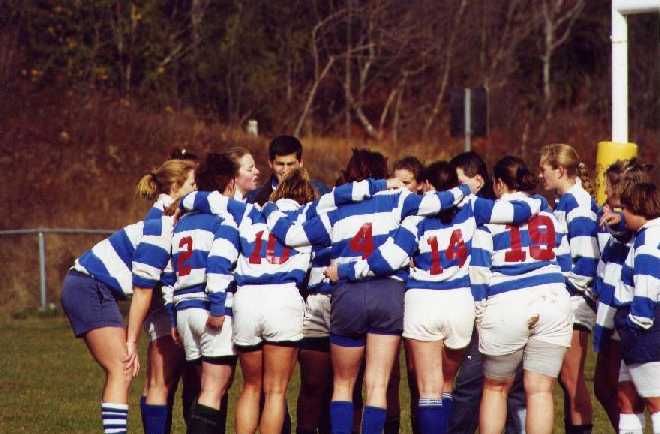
[493,156,537,193]
[424,160,460,223]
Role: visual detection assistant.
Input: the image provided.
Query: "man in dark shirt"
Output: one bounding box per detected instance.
[246,135,330,205]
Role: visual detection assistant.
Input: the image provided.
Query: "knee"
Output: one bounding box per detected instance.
[263,379,288,396]
[483,378,513,393]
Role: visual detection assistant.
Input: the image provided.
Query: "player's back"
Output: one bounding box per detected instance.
[476,193,567,298]
[327,189,406,277]
[235,199,312,287]
[408,202,474,290]
[171,211,226,302]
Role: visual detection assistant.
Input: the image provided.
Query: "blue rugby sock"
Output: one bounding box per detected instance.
[417,398,443,434]
[441,393,455,433]
[140,396,147,429]
[361,406,386,434]
[101,402,128,434]
[330,401,353,434]
[143,402,169,434]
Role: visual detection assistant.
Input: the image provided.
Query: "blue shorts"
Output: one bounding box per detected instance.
[61,270,124,337]
[330,277,404,346]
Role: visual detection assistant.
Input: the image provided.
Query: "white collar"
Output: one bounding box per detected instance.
[275,198,301,211]
[499,191,529,201]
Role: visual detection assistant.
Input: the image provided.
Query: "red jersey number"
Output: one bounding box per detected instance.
[350,223,374,259]
[427,229,469,275]
[249,230,290,265]
[504,215,556,262]
[177,236,193,276]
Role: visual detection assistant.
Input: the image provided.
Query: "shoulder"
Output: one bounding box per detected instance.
[311,178,330,194]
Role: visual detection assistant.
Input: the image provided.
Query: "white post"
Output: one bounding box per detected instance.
[612,0,660,143]
[611,6,628,143]
[38,231,47,311]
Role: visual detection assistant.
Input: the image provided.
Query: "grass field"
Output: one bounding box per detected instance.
[0,315,633,433]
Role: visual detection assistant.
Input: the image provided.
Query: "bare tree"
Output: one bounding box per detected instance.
[540,0,585,104]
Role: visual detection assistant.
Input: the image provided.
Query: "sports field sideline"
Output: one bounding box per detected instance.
[0,315,621,433]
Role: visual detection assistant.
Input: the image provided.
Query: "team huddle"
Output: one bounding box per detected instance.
[59,137,660,434]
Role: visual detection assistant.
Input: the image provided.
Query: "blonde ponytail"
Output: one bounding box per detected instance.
[136,172,160,200]
[576,162,594,195]
[136,159,197,200]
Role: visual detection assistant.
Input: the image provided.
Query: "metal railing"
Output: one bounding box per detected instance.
[0,228,115,310]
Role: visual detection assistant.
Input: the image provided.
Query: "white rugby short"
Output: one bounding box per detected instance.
[402,288,474,349]
[144,300,171,342]
[303,293,331,339]
[618,361,660,397]
[177,308,236,361]
[571,295,596,331]
[232,283,304,347]
[478,284,573,357]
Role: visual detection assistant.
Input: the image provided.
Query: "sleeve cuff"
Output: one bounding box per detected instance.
[337,262,356,281]
[132,275,158,289]
[370,179,388,195]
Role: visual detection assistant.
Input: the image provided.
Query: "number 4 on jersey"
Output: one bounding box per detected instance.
[350,223,374,259]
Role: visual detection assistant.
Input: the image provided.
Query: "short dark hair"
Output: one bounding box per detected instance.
[450,151,495,199]
[622,182,660,220]
[393,156,424,181]
[493,156,537,193]
[195,153,239,192]
[269,135,303,161]
[337,148,388,184]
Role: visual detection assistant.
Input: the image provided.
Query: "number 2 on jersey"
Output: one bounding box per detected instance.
[177,236,193,276]
[427,229,468,275]
[350,223,374,259]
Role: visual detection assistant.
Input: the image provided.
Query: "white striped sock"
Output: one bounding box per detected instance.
[101,402,128,434]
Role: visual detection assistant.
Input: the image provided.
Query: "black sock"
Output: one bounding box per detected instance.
[216,393,229,434]
[281,402,291,434]
[187,402,220,434]
[566,424,593,434]
[383,415,400,434]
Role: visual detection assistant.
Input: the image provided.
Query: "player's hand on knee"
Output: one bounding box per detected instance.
[123,341,140,378]
[206,314,225,330]
[171,327,182,346]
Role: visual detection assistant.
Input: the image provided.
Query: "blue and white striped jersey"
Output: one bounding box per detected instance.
[625,218,660,330]
[593,232,634,351]
[170,209,238,316]
[470,192,569,302]
[553,179,600,297]
[143,193,173,220]
[262,185,472,281]
[73,198,175,298]
[335,194,547,292]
